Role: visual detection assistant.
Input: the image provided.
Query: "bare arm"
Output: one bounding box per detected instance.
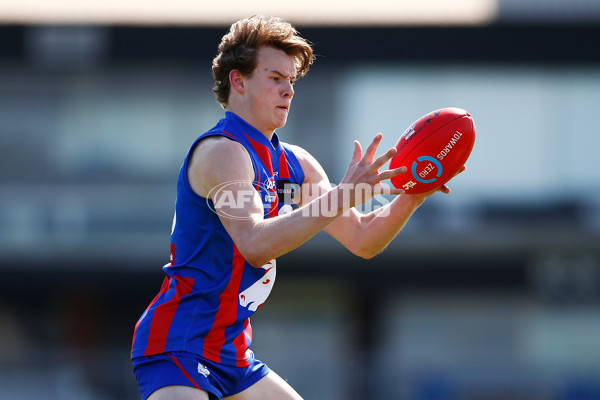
[290,143,460,259]
[188,134,404,267]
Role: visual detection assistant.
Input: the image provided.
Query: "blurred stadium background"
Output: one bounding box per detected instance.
[1,1,600,399]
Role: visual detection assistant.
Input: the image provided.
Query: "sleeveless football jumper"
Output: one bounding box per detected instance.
[131,112,304,367]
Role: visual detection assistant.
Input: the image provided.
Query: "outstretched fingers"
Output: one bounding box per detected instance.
[349,134,408,185]
[361,133,383,164]
[351,140,363,165]
[378,165,407,181]
[371,146,397,171]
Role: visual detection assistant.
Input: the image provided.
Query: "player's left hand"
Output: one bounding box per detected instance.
[414,165,467,197]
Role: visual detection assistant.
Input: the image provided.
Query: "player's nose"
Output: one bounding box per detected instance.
[283,80,294,98]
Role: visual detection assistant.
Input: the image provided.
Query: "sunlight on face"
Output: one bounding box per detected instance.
[243,47,298,136]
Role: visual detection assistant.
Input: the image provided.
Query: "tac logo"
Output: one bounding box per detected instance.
[402,181,417,191]
[412,156,443,184]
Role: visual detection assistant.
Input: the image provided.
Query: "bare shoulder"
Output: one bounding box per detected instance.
[286,143,315,164]
[192,135,249,161]
[286,144,328,184]
[188,135,254,198]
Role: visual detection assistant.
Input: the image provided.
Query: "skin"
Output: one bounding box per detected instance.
[152,46,463,400]
[147,370,301,400]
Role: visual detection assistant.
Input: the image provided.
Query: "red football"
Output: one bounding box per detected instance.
[389,107,476,194]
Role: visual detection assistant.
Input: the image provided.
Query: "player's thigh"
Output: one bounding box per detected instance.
[147,385,211,400]
[225,370,303,400]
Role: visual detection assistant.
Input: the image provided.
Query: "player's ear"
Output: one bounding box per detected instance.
[229,70,245,93]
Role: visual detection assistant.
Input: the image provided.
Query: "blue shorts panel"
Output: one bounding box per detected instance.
[132,351,270,400]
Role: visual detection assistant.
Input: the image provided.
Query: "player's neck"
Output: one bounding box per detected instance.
[226,105,275,141]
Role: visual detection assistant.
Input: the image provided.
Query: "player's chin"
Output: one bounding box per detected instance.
[273,114,288,128]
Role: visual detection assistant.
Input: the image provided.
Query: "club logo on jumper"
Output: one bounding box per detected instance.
[263,178,277,203]
[239,260,276,312]
[265,178,276,192]
[412,156,442,184]
[197,363,210,377]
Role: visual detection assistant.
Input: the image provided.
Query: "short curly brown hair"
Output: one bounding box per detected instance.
[212,15,315,109]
